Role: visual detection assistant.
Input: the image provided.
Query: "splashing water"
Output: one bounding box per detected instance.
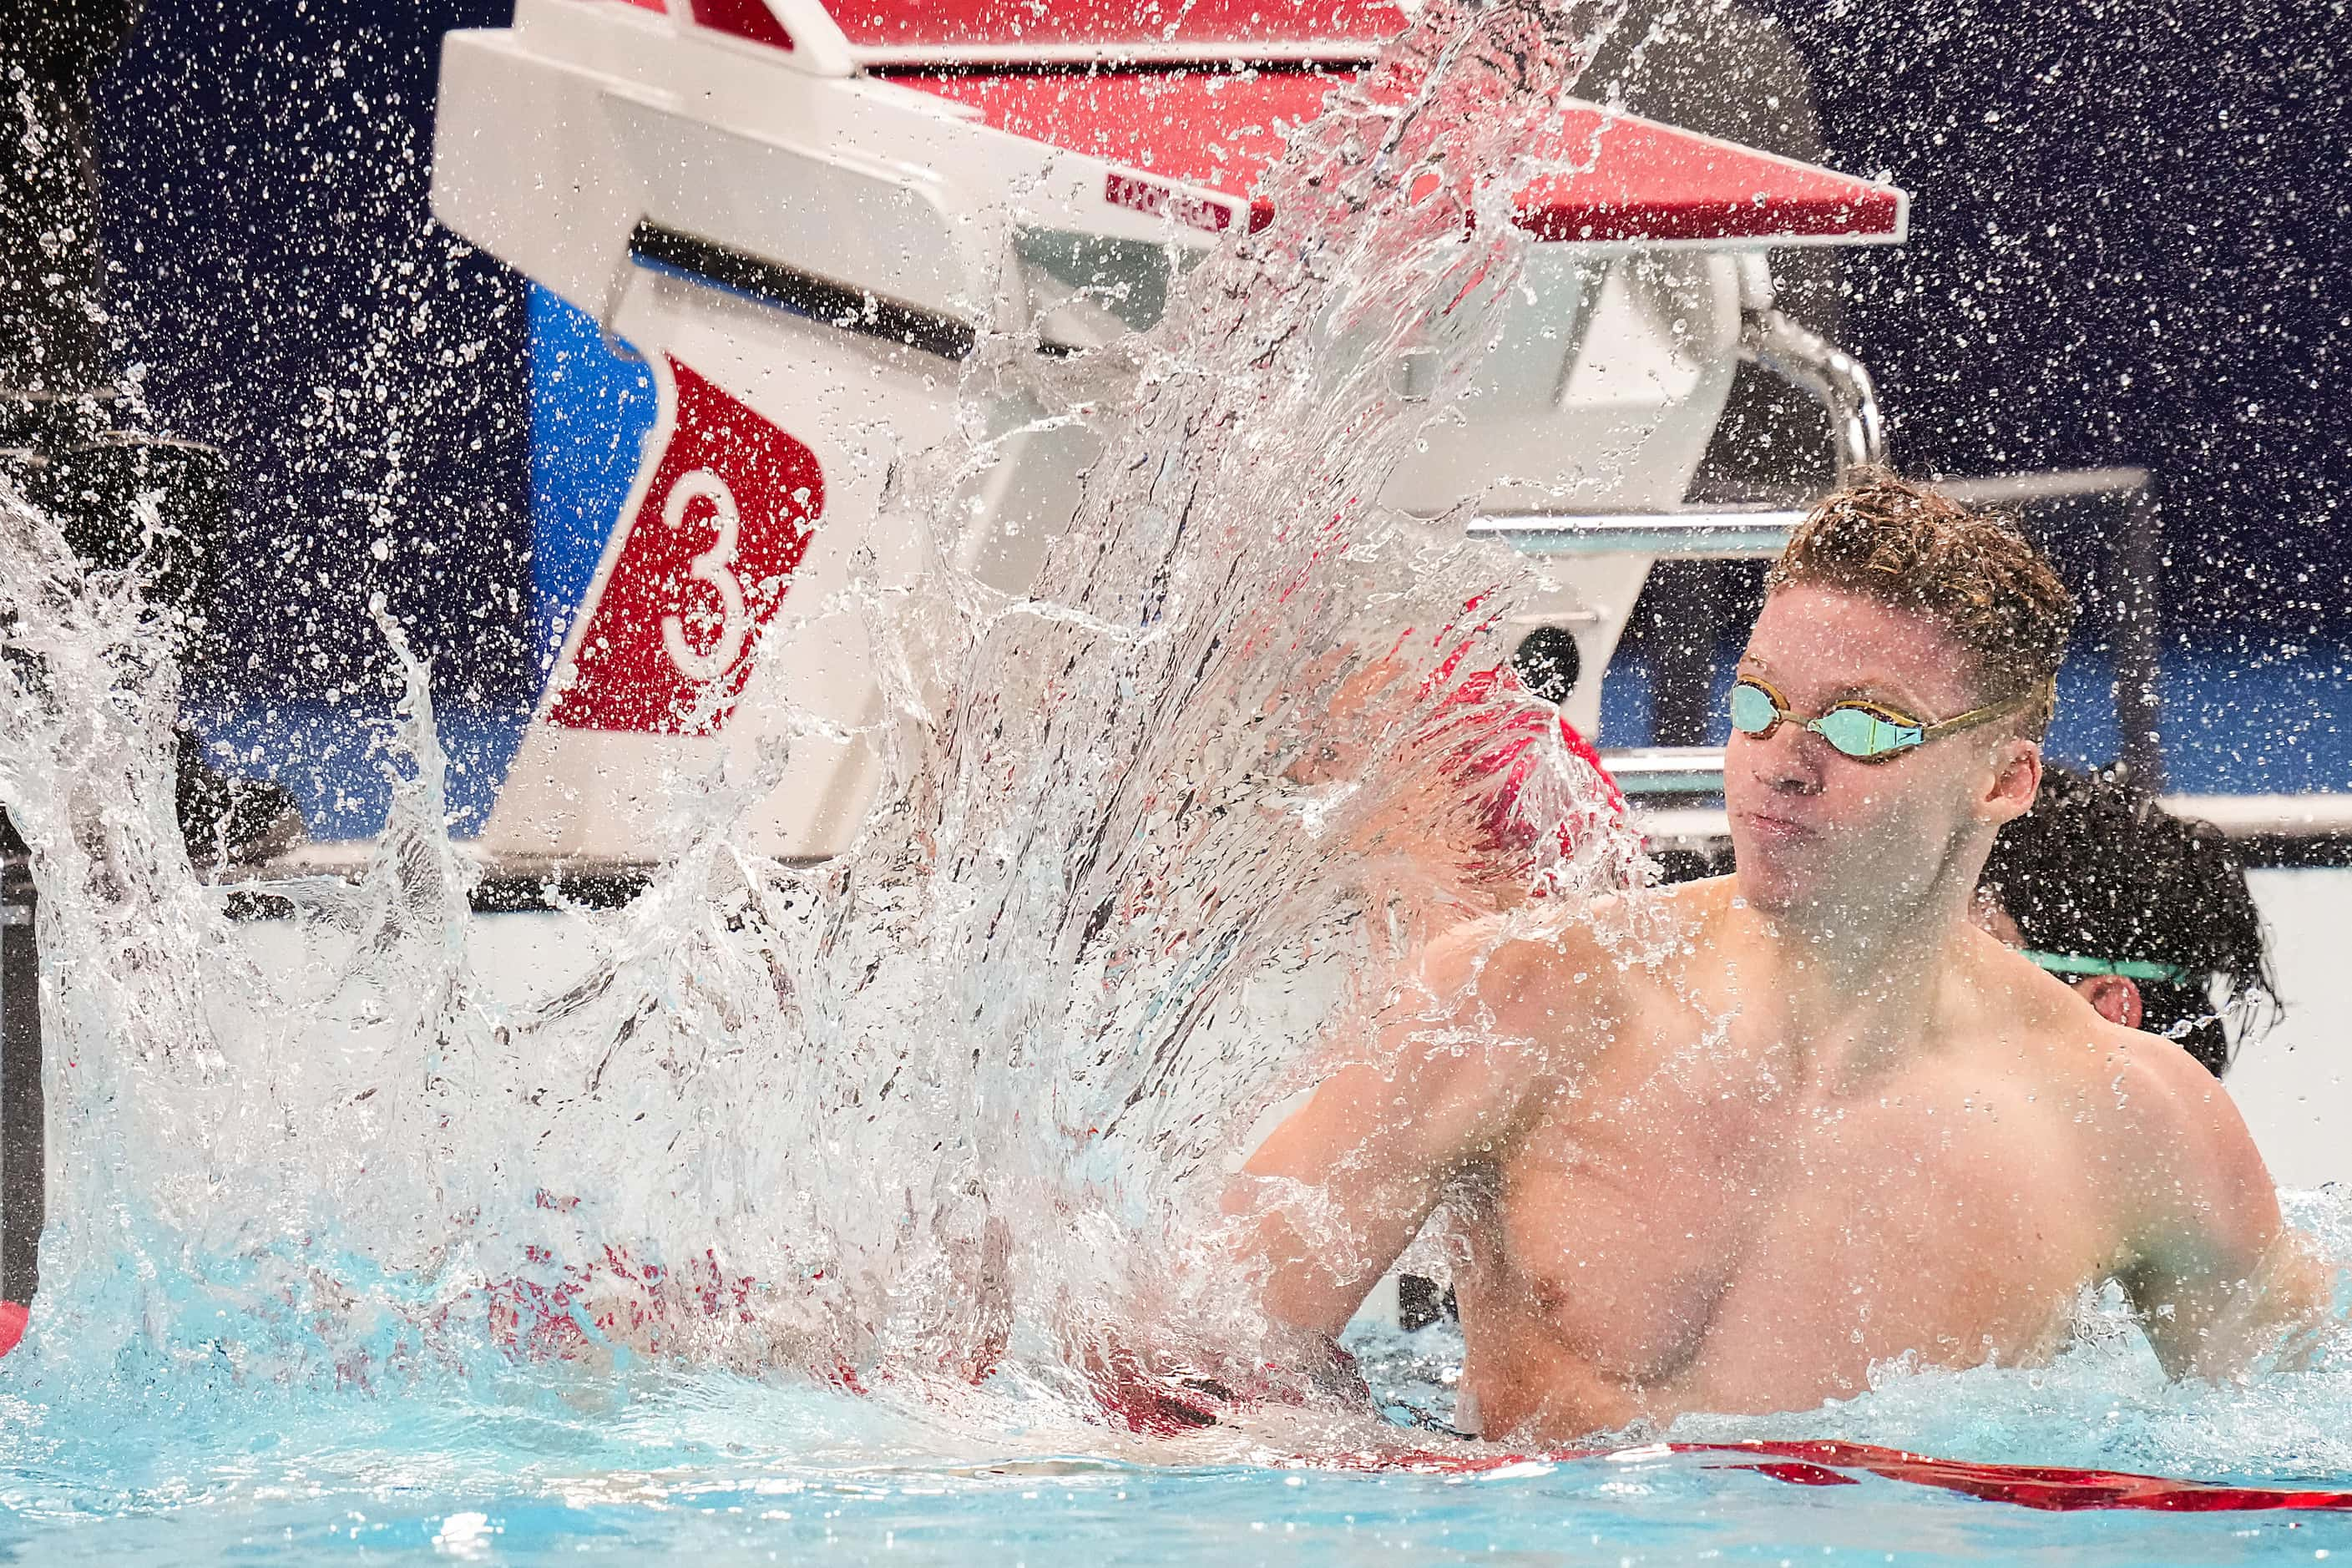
[0,0,1642,1425]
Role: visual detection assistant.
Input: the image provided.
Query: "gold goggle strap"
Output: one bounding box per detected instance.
[1917,678,2057,742]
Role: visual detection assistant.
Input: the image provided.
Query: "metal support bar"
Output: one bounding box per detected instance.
[2110,485,2167,790]
[1712,803,2349,869]
[1611,745,2344,862]
[1597,746,1734,796]
[1935,468,2152,506]
[1631,793,2352,853]
[1739,309,1887,476]
[1466,511,1802,559]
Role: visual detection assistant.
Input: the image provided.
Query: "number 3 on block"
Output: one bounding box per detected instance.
[659,468,750,683]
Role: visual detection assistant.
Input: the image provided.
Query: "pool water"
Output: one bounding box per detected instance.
[8,1304,2352,1565]
[10,1450,2351,1565]
[8,1192,2352,1565]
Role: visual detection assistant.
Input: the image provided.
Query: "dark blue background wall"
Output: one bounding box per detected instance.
[1783,0,2351,636]
[97,0,532,705]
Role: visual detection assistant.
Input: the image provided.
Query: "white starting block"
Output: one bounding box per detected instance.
[428,0,1907,865]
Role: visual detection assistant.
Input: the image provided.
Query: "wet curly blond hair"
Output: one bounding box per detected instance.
[1765,468,2077,735]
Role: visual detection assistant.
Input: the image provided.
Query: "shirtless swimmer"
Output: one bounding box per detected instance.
[1227,470,2325,1442]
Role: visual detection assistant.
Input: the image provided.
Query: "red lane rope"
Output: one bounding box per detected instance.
[1333,1438,2352,1513]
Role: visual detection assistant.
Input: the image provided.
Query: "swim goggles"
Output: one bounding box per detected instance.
[2021,950,2193,985]
[1727,675,2050,764]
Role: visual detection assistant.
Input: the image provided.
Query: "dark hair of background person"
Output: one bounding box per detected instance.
[1980,763,2279,1077]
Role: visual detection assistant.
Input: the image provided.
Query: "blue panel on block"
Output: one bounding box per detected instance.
[528,284,659,687]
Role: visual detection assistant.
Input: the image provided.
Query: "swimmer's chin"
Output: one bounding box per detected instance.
[1722,849,1835,922]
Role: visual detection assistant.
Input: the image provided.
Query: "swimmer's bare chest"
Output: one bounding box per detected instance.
[1448,1015,2119,1439]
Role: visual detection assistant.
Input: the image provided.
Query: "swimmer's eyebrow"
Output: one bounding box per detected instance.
[1736,658,1927,711]
[1828,680,1935,711]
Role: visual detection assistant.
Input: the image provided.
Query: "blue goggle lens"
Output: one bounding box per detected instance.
[1812,706,1920,758]
[1728,681,1779,735]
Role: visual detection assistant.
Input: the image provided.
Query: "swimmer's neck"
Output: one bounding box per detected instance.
[1726,867,1985,1085]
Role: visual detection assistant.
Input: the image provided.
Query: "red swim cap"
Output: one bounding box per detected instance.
[1424,663,1627,896]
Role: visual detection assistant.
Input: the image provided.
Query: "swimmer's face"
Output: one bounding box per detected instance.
[1727,585,2041,923]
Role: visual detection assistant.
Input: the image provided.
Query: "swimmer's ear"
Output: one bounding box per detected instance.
[1980,736,2041,827]
[2078,973,2144,1030]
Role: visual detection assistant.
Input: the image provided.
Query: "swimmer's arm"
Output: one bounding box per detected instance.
[1224,930,1595,1338]
[2112,1035,2329,1376]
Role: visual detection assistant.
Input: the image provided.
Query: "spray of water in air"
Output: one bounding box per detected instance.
[0,0,1646,1434]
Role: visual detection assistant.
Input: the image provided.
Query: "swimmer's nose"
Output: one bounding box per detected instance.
[1748,718,1826,797]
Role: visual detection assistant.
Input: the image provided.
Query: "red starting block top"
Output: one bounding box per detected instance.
[894,69,1907,245]
[833,1,1410,63]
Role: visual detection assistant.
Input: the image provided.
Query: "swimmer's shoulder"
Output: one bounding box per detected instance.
[1572,873,1739,976]
[2005,969,2268,1191]
[2092,1013,2258,1154]
[1565,868,1733,939]
[1970,968,2277,1267]
[1457,875,1726,1030]
[2079,1016,2285,1280]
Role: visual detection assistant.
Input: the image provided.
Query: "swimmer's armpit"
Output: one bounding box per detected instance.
[2231,1232,2337,1374]
[2112,1037,2332,1378]
[2141,1230,2336,1378]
